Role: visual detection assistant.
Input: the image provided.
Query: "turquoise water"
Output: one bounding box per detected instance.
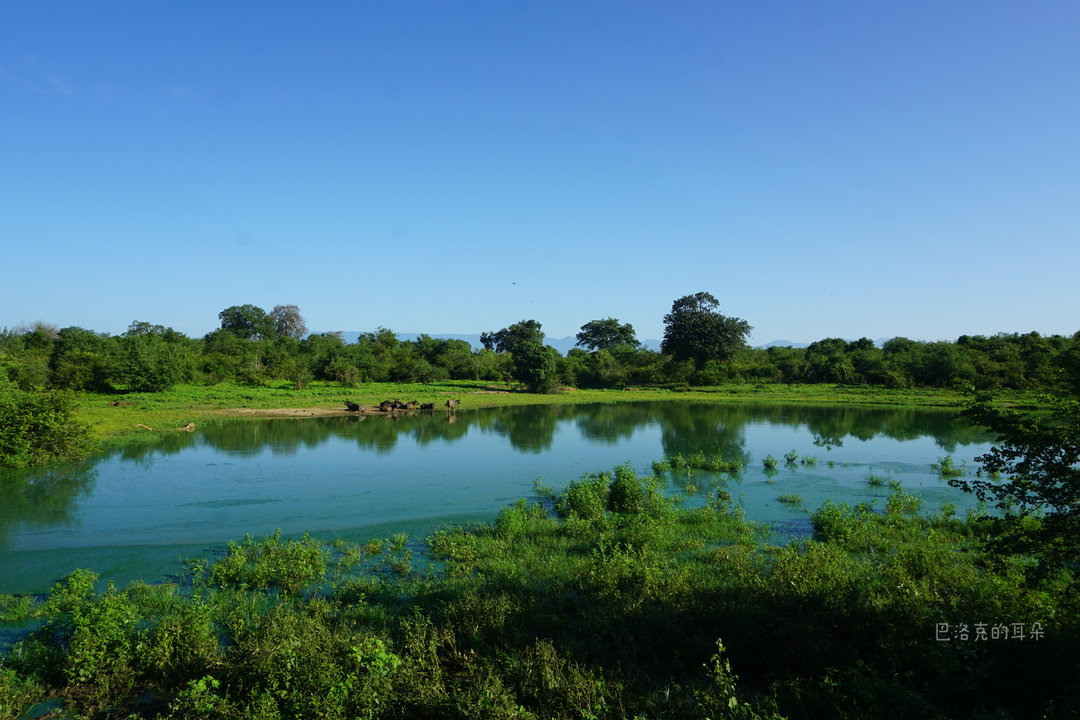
[0,402,994,594]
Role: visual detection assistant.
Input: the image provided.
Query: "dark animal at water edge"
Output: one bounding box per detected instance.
[379,400,395,412]
[446,398,460,411]
[392,399,407,410]
[404,401,419,410]
[344,401,361,412]
[420,403,435,411]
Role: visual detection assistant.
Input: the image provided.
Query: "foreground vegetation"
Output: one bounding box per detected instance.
[1,462,1076,719]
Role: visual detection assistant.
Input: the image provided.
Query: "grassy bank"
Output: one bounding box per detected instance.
[71,381,1043,448]
[1,463,1076,719]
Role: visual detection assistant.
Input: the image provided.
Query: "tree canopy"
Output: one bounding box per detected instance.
[270,305,307,340]
[661,292,752,369]
[218,305,274,340]
[576,318,638,351]
[481,320,544,355]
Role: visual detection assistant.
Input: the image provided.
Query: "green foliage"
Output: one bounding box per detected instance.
[218,304,275,340]
[481,319,543,355]
[511,339,559,394]
[575,317,638,351]
[122,331,192,392]
[762,454,778,470]
[783,449,798,465]
[776,494,803,506]
[608,462,646,513]
[202,530,329,593]
[952,394,1080,573]
[0,389,92,467]
[5,476,1080,720]
[932,455,965,477]
[49,326,118,391]
[0,663,44,720]
[661,291,752,371]
[558,473,610,520]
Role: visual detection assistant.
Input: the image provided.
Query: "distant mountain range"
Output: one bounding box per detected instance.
[318,332,892,353]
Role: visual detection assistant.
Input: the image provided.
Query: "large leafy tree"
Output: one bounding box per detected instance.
[481,320,544,355]
[270,304,308,340]
[512,339,559,393]
[576,318,638,351]
[218,304,274,340]
[660,292,751,369]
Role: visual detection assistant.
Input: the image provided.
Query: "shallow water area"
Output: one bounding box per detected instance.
[1,401,995,594]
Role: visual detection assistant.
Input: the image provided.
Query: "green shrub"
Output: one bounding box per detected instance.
[762,454,779,470]
[608,462,645,514]
[0,389,91,467]
[933,455,965,477]
[204,530,328,593]
[0,664,45,720]
[558,473,610,520]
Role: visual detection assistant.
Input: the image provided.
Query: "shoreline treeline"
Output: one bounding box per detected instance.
[2,299,1077,394]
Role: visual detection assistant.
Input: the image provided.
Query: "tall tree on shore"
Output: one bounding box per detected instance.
[270,305,307,340]
[218,305,274,340]
[661,292,751,369]
[481,319,544,355]
[576,318,638,351]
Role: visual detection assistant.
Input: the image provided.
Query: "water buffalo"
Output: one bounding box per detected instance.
[379,400,395,412]
[404,401,419,410]
[445,398,460,412]
[344,401,361,412]
[420,403,435,411]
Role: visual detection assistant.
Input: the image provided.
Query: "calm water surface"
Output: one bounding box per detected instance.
[0,402,994,593]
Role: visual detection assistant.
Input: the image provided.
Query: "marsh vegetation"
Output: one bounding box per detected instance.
[1,460,1077,719]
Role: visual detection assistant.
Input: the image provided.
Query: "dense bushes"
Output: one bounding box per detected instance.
[0,388,92,467]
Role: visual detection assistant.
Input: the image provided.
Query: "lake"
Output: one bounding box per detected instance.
[0,401,995,594]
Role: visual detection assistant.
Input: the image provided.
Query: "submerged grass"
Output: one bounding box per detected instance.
[2,463,1077,720]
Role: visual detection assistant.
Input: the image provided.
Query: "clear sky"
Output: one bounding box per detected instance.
[3,2,1078,345]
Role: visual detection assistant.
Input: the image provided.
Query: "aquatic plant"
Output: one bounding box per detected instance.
[933,455,965,477]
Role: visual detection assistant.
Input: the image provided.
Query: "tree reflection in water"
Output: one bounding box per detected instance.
[0,462,98,545]
[102,402,991,463]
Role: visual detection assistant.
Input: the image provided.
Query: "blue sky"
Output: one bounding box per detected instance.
[3,2,1078,344]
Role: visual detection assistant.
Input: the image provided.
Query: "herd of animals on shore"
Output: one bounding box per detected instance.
[343,398,460,414]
